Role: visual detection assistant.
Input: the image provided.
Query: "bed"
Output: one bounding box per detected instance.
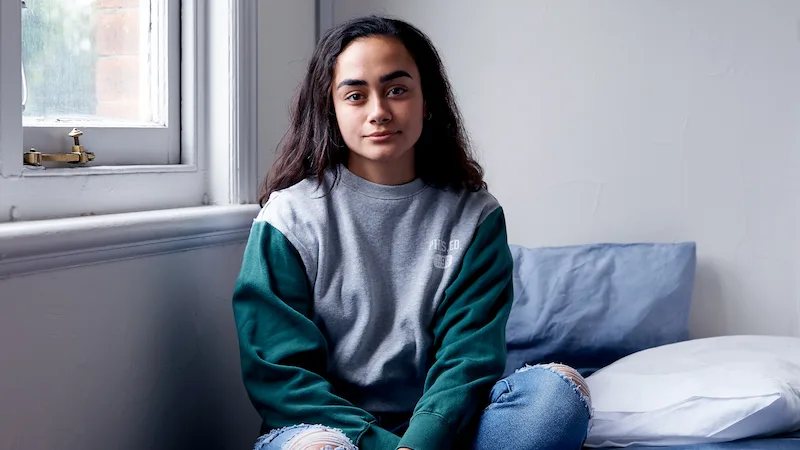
[506,242,800,449]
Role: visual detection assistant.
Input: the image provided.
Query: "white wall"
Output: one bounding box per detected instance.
[258,0,318,182]
[331,0,800,338]
[0,2,316,449]
[0,244,259,450]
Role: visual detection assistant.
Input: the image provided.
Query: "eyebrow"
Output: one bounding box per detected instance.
[336,70,413,90]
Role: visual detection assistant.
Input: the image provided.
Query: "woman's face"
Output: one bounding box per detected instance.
[331,35,424,184]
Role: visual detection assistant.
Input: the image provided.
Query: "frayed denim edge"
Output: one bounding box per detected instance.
[255,424,357,450]
[515,363,595,435]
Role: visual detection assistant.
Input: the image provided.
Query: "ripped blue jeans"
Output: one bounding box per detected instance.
[254,363,593,450]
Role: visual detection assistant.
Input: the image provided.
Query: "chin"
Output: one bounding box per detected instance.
[355,144,413,163]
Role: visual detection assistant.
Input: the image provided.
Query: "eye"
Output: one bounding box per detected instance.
[387,87,407,97]
[345,93,365,102]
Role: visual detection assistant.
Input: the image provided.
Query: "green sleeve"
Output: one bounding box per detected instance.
[232,221,401,450]
[397,207,514,450]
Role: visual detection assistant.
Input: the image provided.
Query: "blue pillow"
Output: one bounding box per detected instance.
[504,242,697,377]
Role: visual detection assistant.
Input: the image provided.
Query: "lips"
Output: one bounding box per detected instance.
[365,131,399,142]
[367,131,397,137]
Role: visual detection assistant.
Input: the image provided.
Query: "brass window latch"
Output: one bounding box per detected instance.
[23,128,96,166]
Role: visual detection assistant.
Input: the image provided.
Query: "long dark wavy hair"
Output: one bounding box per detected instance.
[259,15,486,205]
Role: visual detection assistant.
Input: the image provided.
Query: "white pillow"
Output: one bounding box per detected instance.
[584,335,800,448]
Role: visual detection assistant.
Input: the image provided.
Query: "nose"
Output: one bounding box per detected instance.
[367,97,392,125]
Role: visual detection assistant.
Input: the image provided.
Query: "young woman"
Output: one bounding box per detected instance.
[232,15,592,450]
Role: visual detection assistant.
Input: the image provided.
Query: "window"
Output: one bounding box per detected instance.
[21,0,180,165]
[0,0,259,222]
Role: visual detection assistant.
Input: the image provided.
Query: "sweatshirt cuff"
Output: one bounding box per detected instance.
[359,423,401,450]
[396,412,453,450]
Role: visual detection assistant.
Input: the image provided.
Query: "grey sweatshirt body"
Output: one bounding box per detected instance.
[256,166,499,413]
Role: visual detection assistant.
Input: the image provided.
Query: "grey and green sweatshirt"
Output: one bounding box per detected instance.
[232,166,513,450]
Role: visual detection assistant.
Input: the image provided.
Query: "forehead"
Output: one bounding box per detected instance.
[333,36,419,82]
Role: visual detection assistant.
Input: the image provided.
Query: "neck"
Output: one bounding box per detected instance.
[347,153,416,186]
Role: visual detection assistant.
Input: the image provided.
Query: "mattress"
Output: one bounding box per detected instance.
[616,431,800,449]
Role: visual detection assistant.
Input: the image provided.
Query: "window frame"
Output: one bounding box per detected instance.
[0,0,259,222]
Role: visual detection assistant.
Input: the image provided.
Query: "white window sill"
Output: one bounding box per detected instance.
[20,164,198,177]
[0,204,260,280]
